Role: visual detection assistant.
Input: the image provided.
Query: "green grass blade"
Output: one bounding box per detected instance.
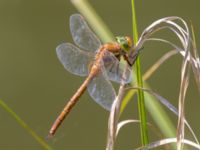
[0,99,53,150]
[131,0,149,145]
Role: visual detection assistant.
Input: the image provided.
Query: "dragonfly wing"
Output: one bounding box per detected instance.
[56,43,94,76]
[70,14,101,52]
[103,51,133,84]
[87,73,116,111]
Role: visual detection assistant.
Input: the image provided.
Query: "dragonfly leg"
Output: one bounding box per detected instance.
[123,54,132,66]
[115,54,121,61]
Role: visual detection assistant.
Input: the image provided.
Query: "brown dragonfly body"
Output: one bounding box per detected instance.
[49,43,126,136]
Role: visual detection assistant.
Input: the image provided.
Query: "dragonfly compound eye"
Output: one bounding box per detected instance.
[125,36,133,48]
[116,36,132,52]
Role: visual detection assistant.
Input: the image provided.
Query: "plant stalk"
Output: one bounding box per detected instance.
[131,0,149,145]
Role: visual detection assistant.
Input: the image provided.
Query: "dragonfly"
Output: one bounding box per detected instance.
[49,14,134,137]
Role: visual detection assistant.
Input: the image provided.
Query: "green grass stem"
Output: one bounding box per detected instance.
[131,0,149,145]
[0,99,53,150]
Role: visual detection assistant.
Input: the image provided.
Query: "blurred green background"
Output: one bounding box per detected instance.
[0,0,200,149]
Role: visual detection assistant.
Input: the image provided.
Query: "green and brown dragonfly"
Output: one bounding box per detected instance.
[49,14,134,136]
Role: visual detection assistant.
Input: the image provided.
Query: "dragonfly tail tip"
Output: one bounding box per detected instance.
[46,133,54,140]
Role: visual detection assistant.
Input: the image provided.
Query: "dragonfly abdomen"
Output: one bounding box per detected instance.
[49,74,94,136]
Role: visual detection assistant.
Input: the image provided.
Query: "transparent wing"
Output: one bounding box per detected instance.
[87,72,116,111]
[103,51,133,84]
[56,43,94,76]
[70,14,101,52]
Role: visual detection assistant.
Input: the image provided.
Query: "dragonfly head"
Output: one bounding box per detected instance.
[116,36,132,53]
